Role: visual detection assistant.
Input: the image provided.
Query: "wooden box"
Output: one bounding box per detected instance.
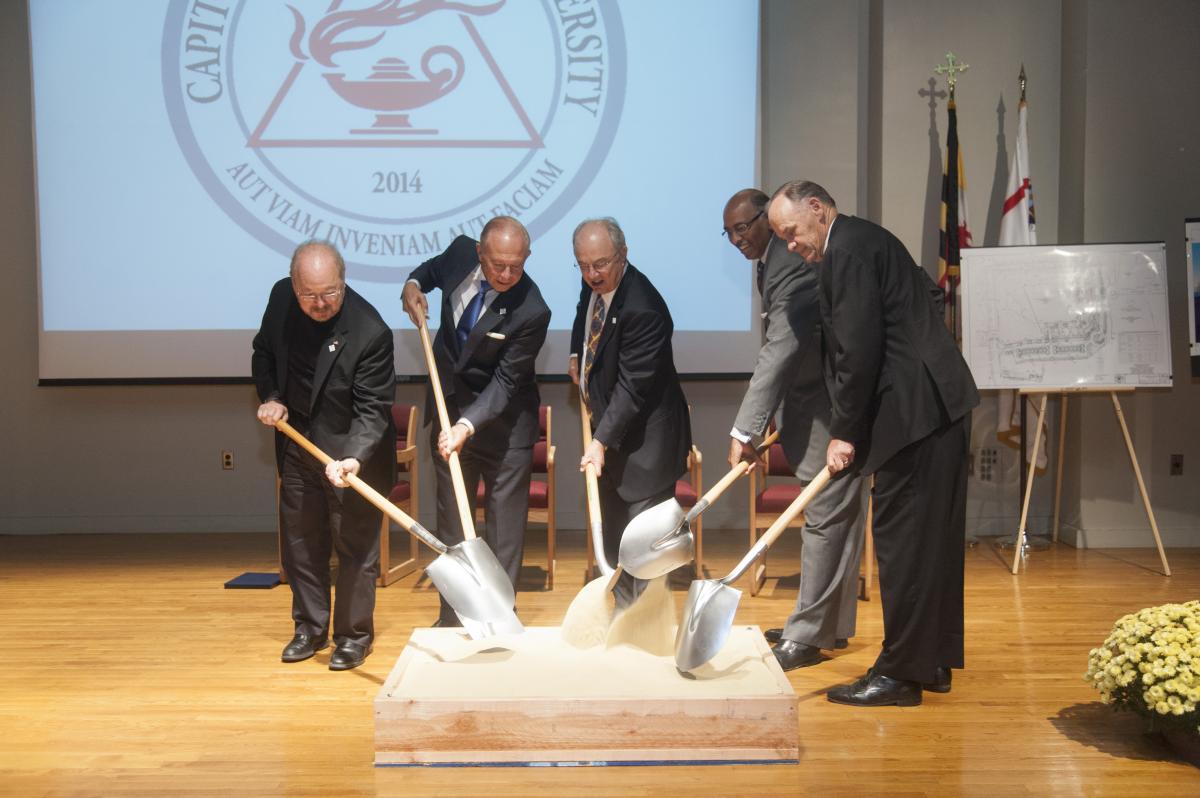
[374,625,798,766]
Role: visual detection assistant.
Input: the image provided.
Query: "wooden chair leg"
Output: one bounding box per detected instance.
[859,487,874,601]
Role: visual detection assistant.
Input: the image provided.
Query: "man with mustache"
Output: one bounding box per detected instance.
[569,217,691,602]
[722,188,866,671]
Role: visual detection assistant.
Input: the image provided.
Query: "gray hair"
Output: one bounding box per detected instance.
[572,216,626,251]
[770,180,837,210]
[480,215,531,252]
[289,240,345,280]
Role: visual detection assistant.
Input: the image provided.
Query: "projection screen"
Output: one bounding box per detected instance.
[31,0,761,380]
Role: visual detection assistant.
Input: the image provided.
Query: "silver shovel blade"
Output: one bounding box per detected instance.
[673,578,743,671]
[425,537,522,639]
[619,498,693,580]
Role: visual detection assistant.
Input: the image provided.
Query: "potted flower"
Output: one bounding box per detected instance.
[1085,600,1200,765]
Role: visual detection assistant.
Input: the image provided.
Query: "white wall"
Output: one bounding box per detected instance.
[1059,0,1200,548]
[3,1,1197,548]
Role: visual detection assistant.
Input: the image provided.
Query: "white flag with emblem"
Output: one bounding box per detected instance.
[996,98,1047,471]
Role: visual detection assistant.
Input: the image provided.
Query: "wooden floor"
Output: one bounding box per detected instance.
[2,529,1198,796]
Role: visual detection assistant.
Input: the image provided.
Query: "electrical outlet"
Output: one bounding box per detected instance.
[1170,454,1183,476]
[221,450,235,470]
[976,447,999,483]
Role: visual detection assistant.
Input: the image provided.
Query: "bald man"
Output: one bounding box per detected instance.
[723,188,865,671]
[768,180,979,707]
[403,217,551,626]
[253,240,396,671]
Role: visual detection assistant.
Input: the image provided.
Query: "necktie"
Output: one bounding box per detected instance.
[583,295,605,385]
[456,278,490,348]
[756,260,765,296]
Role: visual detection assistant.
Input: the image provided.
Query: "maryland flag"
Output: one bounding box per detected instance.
[938,99,973,336]
[995,96,1048,471]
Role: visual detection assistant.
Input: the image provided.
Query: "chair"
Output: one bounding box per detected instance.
[674,444,703,577]
[379,404,421,586]
[746,428,806,596]
[746,435,879,602]
[476,405,556,589]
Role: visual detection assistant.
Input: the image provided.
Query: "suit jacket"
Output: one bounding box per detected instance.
[570,263,691,502]
[408,235,551,452]
[818,214,979,475]
[732,236,829,480]
[251,278,396,488]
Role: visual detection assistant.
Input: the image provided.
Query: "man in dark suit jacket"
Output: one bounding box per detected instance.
[569,218,691,599]
[402,216,551,626]
[252,240,396,671]
[768,180,980,707]
[723,189,865,671]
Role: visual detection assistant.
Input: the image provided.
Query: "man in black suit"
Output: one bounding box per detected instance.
[723,189,865,671]
[768,180,979,706]
[252,240,396,671]
[569,218,691,599]
[402,216,551,626]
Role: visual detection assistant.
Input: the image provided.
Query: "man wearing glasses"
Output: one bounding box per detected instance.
[569,218,691,601]
[402,217,551,627]
[723,188,866,671]
[253,240,396,671]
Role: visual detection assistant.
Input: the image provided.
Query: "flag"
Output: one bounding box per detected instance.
[995,97,1048,471]
[938,98,973,336]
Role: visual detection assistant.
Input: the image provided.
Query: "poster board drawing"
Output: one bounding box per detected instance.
[960,243,1172,390]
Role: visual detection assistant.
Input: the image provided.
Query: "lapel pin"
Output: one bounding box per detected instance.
[329,341,339,352]
[498,307,507,315]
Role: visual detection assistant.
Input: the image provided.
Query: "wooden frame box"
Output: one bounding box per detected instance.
[375,626,798,766]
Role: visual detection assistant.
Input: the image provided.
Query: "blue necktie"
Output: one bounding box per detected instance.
[456,278,491,348]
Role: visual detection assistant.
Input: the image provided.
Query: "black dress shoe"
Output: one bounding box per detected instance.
[329,641,372,671]
[281,634,328,663]
[827,671,922,706]
[772,639,824,671]
[923,666,952,693]
[765,628,849,650]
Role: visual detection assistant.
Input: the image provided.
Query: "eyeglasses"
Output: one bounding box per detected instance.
[721,209,764,238]
[297,287,344,303]
[576,254,623,274]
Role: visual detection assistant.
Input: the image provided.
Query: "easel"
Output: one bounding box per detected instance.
[1010,386,1171,576]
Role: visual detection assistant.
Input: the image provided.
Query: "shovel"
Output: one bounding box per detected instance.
[273,420,519,639]
[559,388,638,647]
[619,430,781,579]
[674,466,832,671]
[415,314,524,637]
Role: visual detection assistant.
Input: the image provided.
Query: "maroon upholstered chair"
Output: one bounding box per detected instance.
[746,425,805,596]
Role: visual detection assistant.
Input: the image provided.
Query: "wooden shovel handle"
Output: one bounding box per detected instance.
[416,316,478,541]
[758,466,832,550]
[274,419,440,550]
[690,429,782,518]
[579,386,614,576]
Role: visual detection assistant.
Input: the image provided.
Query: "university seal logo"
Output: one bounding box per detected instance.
[163,0,626,281]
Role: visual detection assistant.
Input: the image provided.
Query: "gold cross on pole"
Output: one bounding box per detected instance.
[934,51,970,99]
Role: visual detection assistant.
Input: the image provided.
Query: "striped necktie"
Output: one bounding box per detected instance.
[583,295,605,382]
